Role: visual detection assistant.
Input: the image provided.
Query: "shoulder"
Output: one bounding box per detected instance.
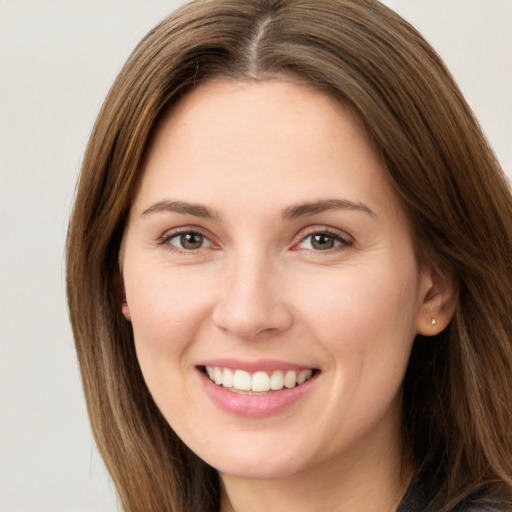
[460,506,512,512]
[457,501,512,512]
[397,469,512,512]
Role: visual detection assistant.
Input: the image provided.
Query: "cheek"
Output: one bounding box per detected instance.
[292,260,420,444]
[295,257,420,391]
[124,270,213,398]
[311,249,418,333]
[128,265,210,340]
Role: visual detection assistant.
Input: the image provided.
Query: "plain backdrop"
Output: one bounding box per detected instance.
[0,1,510,511]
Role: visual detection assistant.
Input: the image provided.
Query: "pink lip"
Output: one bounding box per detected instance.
[198,358,314,373]
[197,367,319,418]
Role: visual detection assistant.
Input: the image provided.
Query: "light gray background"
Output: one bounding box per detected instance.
[0,1,510,511]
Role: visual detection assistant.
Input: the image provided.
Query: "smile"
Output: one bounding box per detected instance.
[205,366,315,393]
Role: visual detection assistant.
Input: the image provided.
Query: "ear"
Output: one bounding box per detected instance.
[416,266,458,336]
[121,291,131,322]
[117,240,132,322]
[115,268,131,322]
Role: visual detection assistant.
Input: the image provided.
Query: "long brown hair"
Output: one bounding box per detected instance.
[66,1,512,510]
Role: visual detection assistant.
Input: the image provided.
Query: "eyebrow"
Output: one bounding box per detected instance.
[141,198,375,220]
[282,199,375,219]
[141,200,220,219]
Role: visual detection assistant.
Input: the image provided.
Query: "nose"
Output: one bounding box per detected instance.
[212,252,293,340]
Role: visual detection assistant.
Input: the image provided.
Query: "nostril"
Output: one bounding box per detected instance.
[212,302,293,340]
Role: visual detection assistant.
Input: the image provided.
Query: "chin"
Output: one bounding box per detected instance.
[213,456,304,480]
[201,438,313,480]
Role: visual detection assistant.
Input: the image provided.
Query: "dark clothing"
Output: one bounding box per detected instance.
[397,469,511,512]
[396,470,429,512]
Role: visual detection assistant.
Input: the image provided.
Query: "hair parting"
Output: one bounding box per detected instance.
[67,1,512,510]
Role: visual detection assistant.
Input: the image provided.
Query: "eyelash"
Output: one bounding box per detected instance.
[294,227,354,253]
[159,227,354,254]
[159,228,215,255]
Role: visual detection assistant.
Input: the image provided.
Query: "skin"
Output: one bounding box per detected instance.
[120,79,455,511]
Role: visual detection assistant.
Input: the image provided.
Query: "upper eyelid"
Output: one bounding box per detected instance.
[159,227,218,251]
[157,224,354,248]
[161,225,213,240]
[295,225,353,242]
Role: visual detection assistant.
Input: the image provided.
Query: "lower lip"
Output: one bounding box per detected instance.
[199,370,318,418]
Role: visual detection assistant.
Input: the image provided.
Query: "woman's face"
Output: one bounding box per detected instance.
[120,80,435,480]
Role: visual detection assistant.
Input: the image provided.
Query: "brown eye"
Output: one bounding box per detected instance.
[180,232,204,250]
[297,231,352,252]
[311,234,337,250]
[165,231,212,251]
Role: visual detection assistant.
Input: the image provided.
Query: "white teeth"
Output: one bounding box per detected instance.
[204,366,315,392]
[284,370,297,389]
[270,370,284,390]
[252,371,270,392]
[213,366,223,385]
[296,370,307,385]
[233,369,252,391]
[223,368,234,388]
[297,369,312,384]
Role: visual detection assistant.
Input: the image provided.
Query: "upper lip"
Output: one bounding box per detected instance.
[197,358,318,373]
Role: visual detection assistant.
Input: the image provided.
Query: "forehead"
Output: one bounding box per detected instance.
[150,79,370,161]
[132,79,401,222]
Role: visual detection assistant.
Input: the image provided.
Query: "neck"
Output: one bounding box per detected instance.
[219,433,414,512]
[220,465,412,512]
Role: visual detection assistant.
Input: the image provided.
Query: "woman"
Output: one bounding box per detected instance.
[66,0,512,510]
